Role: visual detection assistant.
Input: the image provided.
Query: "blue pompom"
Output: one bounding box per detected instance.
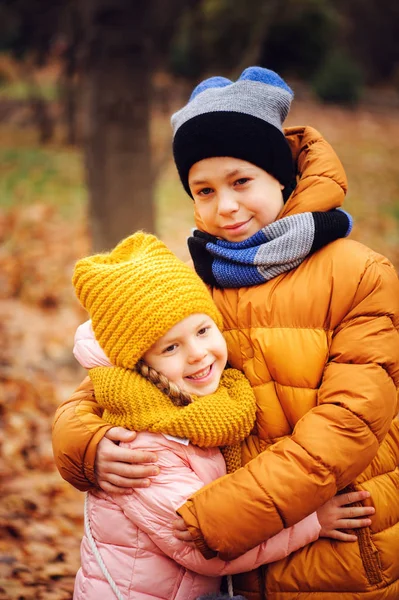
[239,66,293,96]
[190,76,232,101]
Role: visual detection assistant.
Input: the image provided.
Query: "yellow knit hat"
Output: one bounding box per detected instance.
[72,232,223,369]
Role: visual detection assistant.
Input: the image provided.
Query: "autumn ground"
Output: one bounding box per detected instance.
[0,91,398,599]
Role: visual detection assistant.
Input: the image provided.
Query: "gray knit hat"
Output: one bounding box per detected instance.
[171,66,294,197]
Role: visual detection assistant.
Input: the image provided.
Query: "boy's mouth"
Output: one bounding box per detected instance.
[222,218,252,231]
[186,364,213,381]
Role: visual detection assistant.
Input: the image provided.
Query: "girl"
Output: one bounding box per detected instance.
[70,231,374,600]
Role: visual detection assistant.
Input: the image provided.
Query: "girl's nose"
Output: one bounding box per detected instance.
[187,341,207,363]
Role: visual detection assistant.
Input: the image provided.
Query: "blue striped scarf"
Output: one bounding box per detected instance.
[188,210,353,289]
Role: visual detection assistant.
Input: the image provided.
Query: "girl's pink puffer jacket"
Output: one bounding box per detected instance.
[73,431,320,600]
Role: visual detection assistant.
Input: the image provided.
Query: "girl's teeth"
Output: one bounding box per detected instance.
[189,366,210,379]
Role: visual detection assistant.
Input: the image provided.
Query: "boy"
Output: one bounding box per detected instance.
[53,67,399,599]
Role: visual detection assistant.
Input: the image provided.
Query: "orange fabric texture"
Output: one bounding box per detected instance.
[51,377,112,491]
[52,127,399,598]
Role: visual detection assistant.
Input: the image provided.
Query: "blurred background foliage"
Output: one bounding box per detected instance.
[0,0,398,255]
[1,0,399,102]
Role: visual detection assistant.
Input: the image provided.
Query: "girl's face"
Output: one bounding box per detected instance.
[189,156,285,242]
[142,314,227,397]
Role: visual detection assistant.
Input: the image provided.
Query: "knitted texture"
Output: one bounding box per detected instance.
[220,444,243,474]
[188,210,353,288]
[89,367,256,472]
[72,232,223,369]
[171,66,295,196]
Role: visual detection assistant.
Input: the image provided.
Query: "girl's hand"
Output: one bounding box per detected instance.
[95,427,159,493]
[172,517,196,546]
[317,490,375,541]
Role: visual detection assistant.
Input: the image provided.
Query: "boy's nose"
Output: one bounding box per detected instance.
[217,192,239,216]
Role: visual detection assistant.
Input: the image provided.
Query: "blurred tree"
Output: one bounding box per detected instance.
[59,0,83,146]
[170,1,205,81]
[312,48,364,105]
[0,0,60,63]
[80,0,189,251]
[259,0,338,80]
[336,0,399,83]
[0,0,63,142]
[169,0,281,81]
[0,0,86,144]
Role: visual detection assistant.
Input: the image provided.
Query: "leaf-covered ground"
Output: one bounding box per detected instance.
[0,97,398,599]
[0,205,89,599]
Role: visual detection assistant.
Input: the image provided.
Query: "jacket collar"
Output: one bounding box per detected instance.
[280,125,348,218]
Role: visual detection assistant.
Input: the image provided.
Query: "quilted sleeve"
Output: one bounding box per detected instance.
[52,377,113,491]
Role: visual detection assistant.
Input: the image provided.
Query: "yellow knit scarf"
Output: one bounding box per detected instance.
[89,367,256,473]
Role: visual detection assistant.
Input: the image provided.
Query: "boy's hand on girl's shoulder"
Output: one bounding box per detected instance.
[95,427,160,494]
[317,490,375,541]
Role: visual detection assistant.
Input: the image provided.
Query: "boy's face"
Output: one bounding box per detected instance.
[142,314,227,398]
[189,157,285,242]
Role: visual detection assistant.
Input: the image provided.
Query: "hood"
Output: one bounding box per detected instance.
[280,125,347,218]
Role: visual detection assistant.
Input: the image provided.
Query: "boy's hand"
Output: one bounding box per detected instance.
[95,427,159,493]
[317,490,375,541]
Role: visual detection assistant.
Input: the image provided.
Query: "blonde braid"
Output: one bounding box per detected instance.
[136,360,193,407]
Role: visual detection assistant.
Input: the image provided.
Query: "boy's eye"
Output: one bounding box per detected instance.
[198,187,213,196]
[163,344,178,354]
[235,177,249,186]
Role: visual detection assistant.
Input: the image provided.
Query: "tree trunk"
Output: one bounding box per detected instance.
[23,65,54,144]
[63,77,79,146]
[30,94,54,144]
[82,0,155,251]
[61,0,82,146]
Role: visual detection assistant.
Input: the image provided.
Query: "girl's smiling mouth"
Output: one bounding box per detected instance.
[186,364,213,381]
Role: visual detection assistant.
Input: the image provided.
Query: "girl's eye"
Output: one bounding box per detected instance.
[197,327,209,336]
[163,344,177,354]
